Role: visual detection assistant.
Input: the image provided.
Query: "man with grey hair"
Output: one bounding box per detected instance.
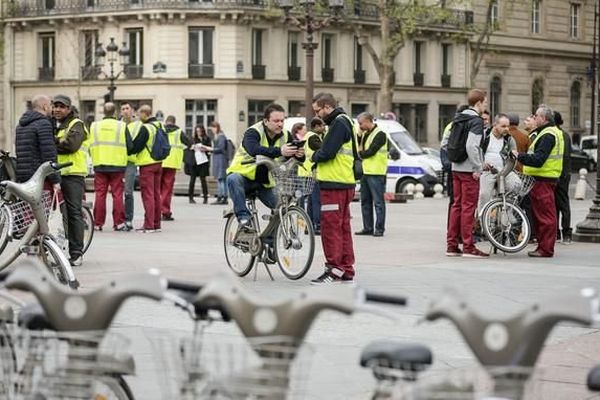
[513,104,565,257]
[355,112,388,237]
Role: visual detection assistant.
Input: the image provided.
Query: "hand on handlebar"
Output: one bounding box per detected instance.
[281,144,298,158]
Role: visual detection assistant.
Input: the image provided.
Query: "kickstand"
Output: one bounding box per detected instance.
[253,259,275,281]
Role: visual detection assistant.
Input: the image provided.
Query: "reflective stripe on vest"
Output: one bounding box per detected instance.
[89,119,127,167]
[226,122,289,188]
[298,131,318,177]
[522,126,564,179]
[56,118,89,176]
[317,114,356,185]
[127,121,142,163]
[361,126,388,176]
[162,128,185,170]
[135,122,159,166]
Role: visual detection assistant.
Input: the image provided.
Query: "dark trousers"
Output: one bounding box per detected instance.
[320,188,355,278]
[94,171,125,228]
[520,194,535,239]
[531,181,557,256]
[160,168,177,217]
[360,175,386,233]
[555,175,571,238]
[447,172,479,252]
[306,181,321,230]
[60,175,85,259]
[124,162,136,223]
[139,163,162,230]
[189,171,208,200]
[445,170,453,228]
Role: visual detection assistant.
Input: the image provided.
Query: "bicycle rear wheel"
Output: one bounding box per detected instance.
[274,206,314,280]
[224,215,256,277]
[82,205,94,255]
[481,199,530,253]
[41,237,80,289]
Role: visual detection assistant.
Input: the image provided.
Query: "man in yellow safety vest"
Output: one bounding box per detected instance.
[160,115,189,221]
[120,101,139,231]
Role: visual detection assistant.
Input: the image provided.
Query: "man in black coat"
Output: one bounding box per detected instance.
[15,95,59,187]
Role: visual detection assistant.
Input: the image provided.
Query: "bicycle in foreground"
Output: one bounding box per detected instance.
[224,156,316,280]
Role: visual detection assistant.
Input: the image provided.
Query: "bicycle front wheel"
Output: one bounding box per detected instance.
[82,205,94,254]
[41,237,79,289]
[223,215,256,277]
[274,206,314,280]
[481,199,530,253]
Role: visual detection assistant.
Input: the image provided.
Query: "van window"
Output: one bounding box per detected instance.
[389,131,424,155]
[582,138,597,150]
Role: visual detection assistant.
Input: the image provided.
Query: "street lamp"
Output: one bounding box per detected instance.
[94,37,130,103]
[281,0,343,123]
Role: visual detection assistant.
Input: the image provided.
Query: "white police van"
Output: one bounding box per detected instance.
[284,117,442,196]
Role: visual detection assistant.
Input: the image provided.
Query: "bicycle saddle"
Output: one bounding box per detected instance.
[360,340,433,372]
[18,302,54,331]
[588,364,600,391]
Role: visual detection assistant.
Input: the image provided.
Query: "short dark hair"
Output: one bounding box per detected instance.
[209,121,221,132]
[120,101,134,110]
[507,113,519,126]
[482,110,490,116]
[312,92,337,108]
[310,117,324,130]
[467,89,487,107]
[166,115,176,124]
[553,111,564,126]
[263,103,285,120]
[291,122,305,136]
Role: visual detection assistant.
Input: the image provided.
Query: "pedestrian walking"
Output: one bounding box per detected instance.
[355,112,387,237]
[53,94,88,266]
[309,92,358,285]
[120,101,139,231]
[184,125,211,204]
[88,102,128,231]
[128,105,163,233]
[300,117,326,234]
[160,115,188,220]
[553,111,572,244]
[209,121,229,205]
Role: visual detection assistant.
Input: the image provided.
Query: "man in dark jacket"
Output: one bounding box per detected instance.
[553,111,572,244]
[15,95,59,187]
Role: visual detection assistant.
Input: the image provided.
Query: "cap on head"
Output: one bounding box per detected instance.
[53,94,72,107]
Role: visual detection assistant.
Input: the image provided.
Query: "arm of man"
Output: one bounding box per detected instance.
[242,128,282,159]
[56,121,85,154]
[180,131,193,147]
[465,118,484,172]
[517,134,555,168]
[128,125,149,155]
[359,130,386,159]
[312,118,350,163]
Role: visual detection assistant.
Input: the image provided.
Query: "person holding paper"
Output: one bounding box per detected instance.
[184,125,212,204]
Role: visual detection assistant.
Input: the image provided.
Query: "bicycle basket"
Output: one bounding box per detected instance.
[510,171,536,198]
[12,328,131,399]
[7,190,53,236]
[151,327,314,400]
[271,162,315,199]
[394,366,543,400]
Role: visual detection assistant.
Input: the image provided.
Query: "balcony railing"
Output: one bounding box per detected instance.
[413,72,424,87]
[38,67,55,81]
[81,65,101,80]
[252,64,266,79]
[441,74,451,88]
[354,69,365,84]
[288,66,301,81]
[125,64,143,79]
[322,67,334,83]
[188,63,214,78]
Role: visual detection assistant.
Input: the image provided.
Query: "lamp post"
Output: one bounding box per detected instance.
[280,0,343,123]
[94,37,130,103]
[574,0,600,243]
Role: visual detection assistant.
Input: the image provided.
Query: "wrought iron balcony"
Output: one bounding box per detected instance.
[354,69,365,84]
[81,65,101,80]
[188,63,214,78]
[125,64,143,79]
[288,66,301,81]
[413,72,424,87]
[322,68,334,83]
[441,74,451,88]
[38,67,55,81]
[252,64,266,79]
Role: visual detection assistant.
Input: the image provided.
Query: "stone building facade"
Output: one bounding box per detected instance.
[0,0,594,149]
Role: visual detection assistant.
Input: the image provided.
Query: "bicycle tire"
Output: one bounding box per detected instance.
[274,206,314,280]
[481,199,531,253]
[96,375,135,400]
[82,205,94,255]
[0,323,16,397]
[41,237,80,289]
[0,207,10,256]
[223,215,256,277]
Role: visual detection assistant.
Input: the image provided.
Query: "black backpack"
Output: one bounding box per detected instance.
[147,122,171,161]
[447,118,470,163]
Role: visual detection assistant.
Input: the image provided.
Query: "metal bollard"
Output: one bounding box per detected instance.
[414,183,425,199]
[574,168,588,200]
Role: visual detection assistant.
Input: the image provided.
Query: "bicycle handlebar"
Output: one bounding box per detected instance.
[424,287,596,367]
[364,291,407,306]
[167,280,203,294]
[51,161,73,170]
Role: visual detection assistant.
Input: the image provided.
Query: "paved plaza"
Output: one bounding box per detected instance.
[2,179,599,399]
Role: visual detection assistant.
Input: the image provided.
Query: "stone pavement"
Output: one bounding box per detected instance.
[3,188,599,399]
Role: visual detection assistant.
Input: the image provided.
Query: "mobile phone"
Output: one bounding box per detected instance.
[291,139,306,148]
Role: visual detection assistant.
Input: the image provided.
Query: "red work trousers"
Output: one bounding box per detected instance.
[447,172,480,252]
[94,171,125,228]
[139,163,162,230]
[160,168,177,217]
[320,188,356,278]
[530,180,557,256]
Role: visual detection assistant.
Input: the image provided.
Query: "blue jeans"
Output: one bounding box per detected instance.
[306,181,320,230]
[360,175,386,233]
[124,162,137,223]
[226,173,278,221]
[217,178,228,198]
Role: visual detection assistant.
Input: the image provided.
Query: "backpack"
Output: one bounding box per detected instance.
[446,118,470,163]
[225,138,236,164]
[148,122,171,161]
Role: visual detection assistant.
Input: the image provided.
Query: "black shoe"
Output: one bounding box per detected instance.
[189,198,196,204]
[69,255,83,267]
[355,230,373,236]
[203,197,208,204]
[373,231,384,237]
[310,269,354,285]
[162,214,174,221]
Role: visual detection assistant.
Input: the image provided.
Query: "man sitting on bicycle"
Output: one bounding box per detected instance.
[478,113,521,213]
[226,103,304,259]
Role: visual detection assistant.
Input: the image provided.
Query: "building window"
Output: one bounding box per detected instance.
[288,100,305,117]
[570,81,581,128]
[126,28,143,79]
[354,37,365,84]
[188,27,214,78]
[39,32,55,81]
[441,43,452,87]
[413,41,424,86]
[80,100,96,128]
[531,0,541,34]
[489,76,502,118]
[185,99,217,137]
[321,34,334,82]
[531,78,544,114]
[570,3,580,39]
[351,104,368,118]
[394,104,428,144]
[81,30,99,80]
[252,29,265,79]
[490,0,499,26]
[248,100,274,126]
[288,32,301,81]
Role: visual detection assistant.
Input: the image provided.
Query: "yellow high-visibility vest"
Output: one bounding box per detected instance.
[135,121,161,166]
[127,121,142,164]
[361,125,388,176]
[88,118,127,167]
[162,128,185,170]
[298,130,320,178]
[523,125,564,179]
[316,114,356,185]
[56,118,89,176]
